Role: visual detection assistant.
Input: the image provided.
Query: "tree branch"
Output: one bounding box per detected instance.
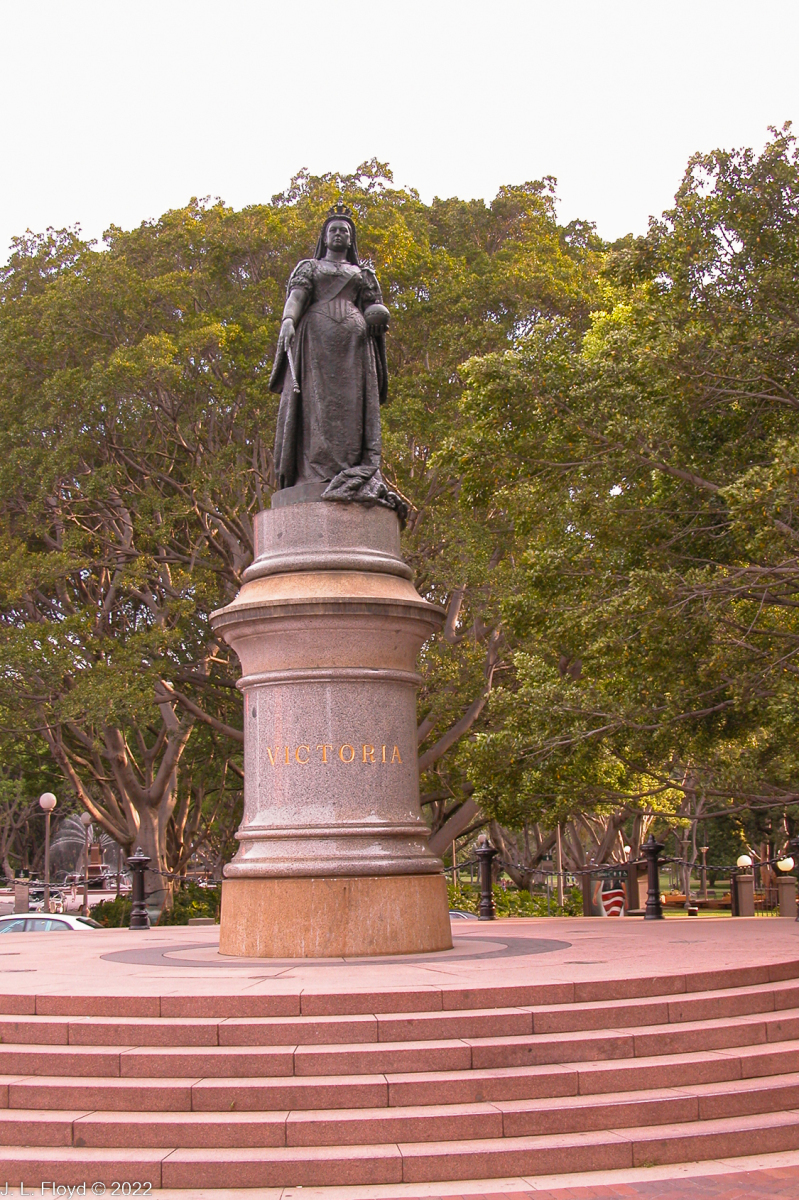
[418,629,502,773]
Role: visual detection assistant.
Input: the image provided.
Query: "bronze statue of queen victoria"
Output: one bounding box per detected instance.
[269,203,405,517]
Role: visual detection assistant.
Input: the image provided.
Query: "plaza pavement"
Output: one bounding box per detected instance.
[1,912,797,1003]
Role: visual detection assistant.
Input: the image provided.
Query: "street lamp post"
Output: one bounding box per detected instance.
[555,823,565,908]
[79,812,93,917]
[38,793,57,913]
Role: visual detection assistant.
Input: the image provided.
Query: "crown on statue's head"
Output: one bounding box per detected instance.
[328,198,353,218]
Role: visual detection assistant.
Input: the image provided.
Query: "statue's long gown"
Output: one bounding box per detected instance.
[270,259,386,491]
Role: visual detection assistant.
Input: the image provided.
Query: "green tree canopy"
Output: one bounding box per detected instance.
[451,126,799,868]
[0,160,601,899]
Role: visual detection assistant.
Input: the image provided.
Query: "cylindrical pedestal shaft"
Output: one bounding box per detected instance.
[210,500,452,957]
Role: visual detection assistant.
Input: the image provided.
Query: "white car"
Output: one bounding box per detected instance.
[0,913,102,933]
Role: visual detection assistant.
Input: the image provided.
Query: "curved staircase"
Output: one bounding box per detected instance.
[2,957,799,1189]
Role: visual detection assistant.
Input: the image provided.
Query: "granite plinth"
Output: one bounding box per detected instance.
[269,480,328,508]
[210,501,450,957]
[218,873,452,957]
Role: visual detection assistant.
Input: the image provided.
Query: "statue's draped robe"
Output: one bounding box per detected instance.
[270,259,387,492]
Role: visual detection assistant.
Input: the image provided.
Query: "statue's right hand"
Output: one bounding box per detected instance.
[281,318,295,349]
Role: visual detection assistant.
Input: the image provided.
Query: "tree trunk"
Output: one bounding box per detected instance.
[36,693,194,917]
[2,850,14,884]
[133,804,172,914]
[489,821,557,891]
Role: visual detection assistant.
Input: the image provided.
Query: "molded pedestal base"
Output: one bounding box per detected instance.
[219,873,453,958]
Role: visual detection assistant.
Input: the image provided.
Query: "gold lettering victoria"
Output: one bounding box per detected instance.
[262,742,405,767]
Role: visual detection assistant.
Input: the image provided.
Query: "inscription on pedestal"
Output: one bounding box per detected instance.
[263,743,404,765]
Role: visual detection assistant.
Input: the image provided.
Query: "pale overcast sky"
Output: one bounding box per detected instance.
[1,0,797,260]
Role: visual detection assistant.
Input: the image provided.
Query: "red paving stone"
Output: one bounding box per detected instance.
[402,1165,799,1198]
[0,914,796,1004]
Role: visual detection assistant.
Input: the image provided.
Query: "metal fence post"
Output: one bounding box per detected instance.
[128,847,151,930]
[642,834,665,920]
[475,834,497,921]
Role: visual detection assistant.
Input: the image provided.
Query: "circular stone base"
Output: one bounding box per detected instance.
[219,873,453,958]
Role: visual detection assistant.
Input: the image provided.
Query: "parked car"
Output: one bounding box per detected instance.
[449,909,477,919]
[0,914,102,933]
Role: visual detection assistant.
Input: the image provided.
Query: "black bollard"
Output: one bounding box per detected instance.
[642,833,665,920]
[475,834,498,920]
[128,847,151,930]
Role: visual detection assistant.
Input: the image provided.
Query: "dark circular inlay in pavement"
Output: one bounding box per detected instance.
[100,935,572,970]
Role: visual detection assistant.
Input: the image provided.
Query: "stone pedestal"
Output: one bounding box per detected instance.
[778,875,797,918]
[731,873,755,917]
[13,883,29,914]
[210,500,452,957]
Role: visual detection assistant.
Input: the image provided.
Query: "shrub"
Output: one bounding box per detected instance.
[157,880,221,925]
[448,881,582,917]
[90,895,132,927]
[90,880,221,927]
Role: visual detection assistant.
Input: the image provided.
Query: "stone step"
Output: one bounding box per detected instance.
[528,978,799,1033]
[0,1107,90,1147]
[464,1009,799,1073]
[385,1046,760,1108]
[5,1073,799,1149]
[0,1012,382,1047]
[5,1072,388,1112]
[3,957,797,1021]
[0,1015,223,1047]
[1,1006,795,1079]
[5,1107,795,1189]
[1,981,798,1051]
[4,1102,799,1191]
[379,1008,798,1077]
[5,1075,202,1111]
[0,1146,165,1188]
[395,1110,799,1186]
[6,1040,799,1113]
